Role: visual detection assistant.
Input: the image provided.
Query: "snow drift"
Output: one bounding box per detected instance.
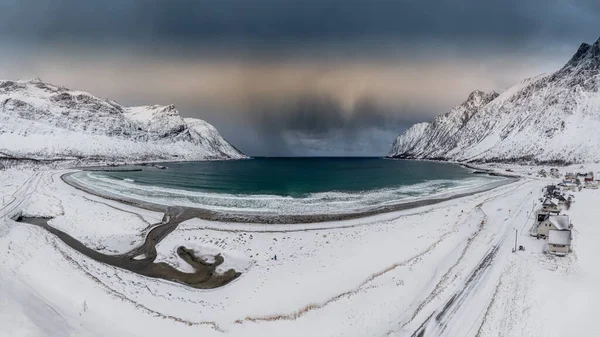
[0,79,246,163]
[388,37,600,164]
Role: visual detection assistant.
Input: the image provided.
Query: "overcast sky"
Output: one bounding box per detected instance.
[1,0,599,156]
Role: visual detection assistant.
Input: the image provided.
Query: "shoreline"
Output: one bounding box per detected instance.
[61,171,519,224]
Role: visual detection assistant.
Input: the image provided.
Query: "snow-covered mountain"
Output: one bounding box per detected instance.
[388,37,600,164]
[0,79,246,162]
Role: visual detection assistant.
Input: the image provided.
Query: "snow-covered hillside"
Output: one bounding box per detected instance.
[388,37,600,164]
[0,79,246,163]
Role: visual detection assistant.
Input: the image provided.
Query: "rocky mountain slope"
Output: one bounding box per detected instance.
[388,37,600,164]
[0,79,246,163]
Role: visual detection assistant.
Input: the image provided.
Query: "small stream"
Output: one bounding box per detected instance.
[16,206,240,289]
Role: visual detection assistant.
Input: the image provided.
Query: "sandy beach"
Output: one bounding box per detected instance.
[1,165,599,337]
[61,170,516,224]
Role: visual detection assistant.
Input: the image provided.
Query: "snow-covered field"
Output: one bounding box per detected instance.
[1,166,598,337]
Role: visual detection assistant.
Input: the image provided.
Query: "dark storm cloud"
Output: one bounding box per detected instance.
[1,0,598,46]
[1,0,598,156]
[257,95,404,135]
[246,94,425,156]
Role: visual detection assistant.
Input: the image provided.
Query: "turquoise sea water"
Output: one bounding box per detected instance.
[71,158,504,215]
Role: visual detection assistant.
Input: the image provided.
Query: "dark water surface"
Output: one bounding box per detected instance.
[101,158,478,196]
[71,158,503,215]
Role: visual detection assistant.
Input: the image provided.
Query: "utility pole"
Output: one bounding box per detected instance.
[514,228,518,252]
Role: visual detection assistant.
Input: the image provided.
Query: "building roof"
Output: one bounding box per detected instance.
[548,229,571,245]
[555,195,567,202]
[537,212,550,222]
[548,215,570,230]
[543,198,558,206]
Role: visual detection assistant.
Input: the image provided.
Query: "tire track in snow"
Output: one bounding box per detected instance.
[385,180,529,335]
[397,207,488,331]
[404,181,534,337]
[0,171,43,221]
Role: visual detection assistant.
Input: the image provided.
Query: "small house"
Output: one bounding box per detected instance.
[584,172,594,182]
[541,198,560,214]
[536,211,550,224]
[532,211,551,237]
[562,183,578,192]
[554,195,570,209]
[555,183,568,194]
[563,172,576,184]
[544,185,553,195]
[547,229,572,256]
[585,180,598,189]
[537,214,571,238]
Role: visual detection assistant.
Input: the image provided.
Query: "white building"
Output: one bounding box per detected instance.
[547,229,572,256]
[541,198,560,214]
[537,214,571,238]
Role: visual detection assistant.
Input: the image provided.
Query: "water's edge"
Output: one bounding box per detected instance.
[62,171,519,224]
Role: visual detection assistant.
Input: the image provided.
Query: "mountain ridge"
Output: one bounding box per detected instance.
[0,79,247,164]
[387,36,600,165]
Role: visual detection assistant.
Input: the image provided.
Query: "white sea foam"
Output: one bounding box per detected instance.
[70,171,506,215]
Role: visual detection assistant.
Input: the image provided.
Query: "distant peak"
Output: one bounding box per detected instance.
[465,90,485,102]
[160,104,178,114]
[467,89,484,97]
[464,90,498,107]
[562,37,600,69]
[23,77,44,84]
[572,43,591,60]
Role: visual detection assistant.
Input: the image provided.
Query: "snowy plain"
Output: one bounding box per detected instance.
[1,164,598,337]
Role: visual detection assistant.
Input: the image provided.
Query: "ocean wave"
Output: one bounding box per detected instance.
[70,171,504,215]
